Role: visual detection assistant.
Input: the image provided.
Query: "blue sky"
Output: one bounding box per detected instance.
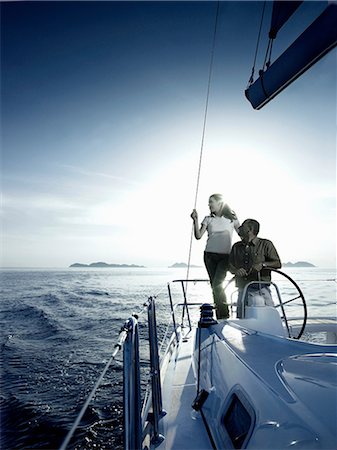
[1,1,336,268]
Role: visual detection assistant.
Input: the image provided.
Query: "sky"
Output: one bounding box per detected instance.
[1,1,336,268]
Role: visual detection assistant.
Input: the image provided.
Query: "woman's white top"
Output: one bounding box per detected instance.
[201,215,240,254]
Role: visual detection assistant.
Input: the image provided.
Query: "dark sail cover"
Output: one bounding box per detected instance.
[269,1,304,39]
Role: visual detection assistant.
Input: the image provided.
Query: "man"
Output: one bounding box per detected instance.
[229,219,281,318]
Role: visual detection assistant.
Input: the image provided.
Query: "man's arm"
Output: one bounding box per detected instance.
[251,239,281,272]
[264,240,281,268]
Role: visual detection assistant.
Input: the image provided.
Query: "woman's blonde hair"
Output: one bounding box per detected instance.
[209,193,237,222]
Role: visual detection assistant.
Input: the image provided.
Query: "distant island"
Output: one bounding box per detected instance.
[169,261,315,268]
[69,262,145,268]
[69,261,315,269]
[282,261,315,267]
[169,262,202,268]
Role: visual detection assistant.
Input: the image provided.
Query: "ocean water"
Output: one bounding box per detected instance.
[1,267,336,449]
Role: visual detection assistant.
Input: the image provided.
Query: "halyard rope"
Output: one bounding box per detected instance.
[247,1,267,87]
[185,1,220,288]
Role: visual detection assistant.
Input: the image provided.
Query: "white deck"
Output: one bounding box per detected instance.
[144,315,337,449]
[155,329,211,449]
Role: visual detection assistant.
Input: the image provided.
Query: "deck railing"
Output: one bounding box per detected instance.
[168,279,210,332]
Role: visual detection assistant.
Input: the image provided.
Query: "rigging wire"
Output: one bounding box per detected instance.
[59,283,170,448]
[247,1,267,87]
[263,37,274,71]
[265,37,274,69]
[185,1,220,293]
[59,322,130,450]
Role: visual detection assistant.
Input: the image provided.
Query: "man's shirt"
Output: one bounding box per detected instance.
[229,237,281,288]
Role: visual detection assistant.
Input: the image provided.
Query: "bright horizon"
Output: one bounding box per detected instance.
[1,1,336,269]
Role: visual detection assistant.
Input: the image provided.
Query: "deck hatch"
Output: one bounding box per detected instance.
[223,393,254,449]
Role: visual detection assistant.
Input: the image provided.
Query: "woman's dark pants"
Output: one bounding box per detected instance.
[204,252,229,319]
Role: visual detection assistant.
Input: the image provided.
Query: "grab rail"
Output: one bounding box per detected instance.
[147,297,165,445]
[123,316,142,450]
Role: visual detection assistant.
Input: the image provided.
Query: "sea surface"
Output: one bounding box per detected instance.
[1,267,336,449]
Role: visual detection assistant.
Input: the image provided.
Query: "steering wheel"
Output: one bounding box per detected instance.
[224,268,307,339]
[268,268,307,339]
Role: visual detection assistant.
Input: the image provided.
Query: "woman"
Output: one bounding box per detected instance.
[191,194,240,319]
